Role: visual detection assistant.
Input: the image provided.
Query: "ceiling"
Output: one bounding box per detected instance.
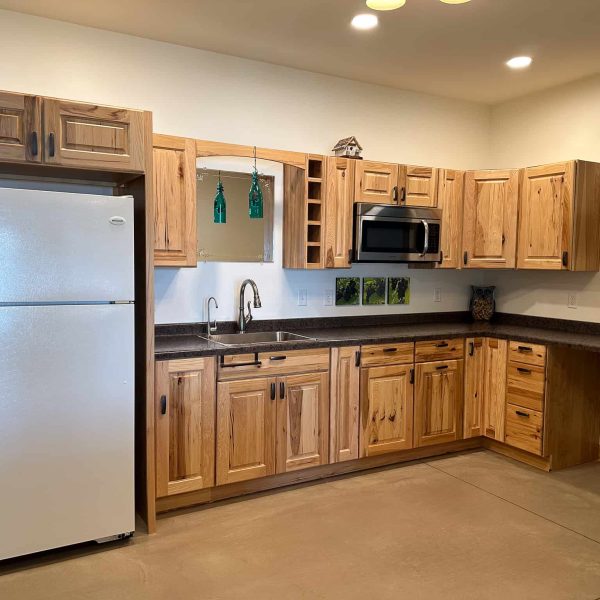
[2,0,600,104]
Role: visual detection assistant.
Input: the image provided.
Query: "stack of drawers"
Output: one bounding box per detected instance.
[505,341,546,455]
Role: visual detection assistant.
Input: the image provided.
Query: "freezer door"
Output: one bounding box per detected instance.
[0,188,134,303]
[0,304,135,560]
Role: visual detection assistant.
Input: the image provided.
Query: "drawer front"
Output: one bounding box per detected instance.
[506,362,545,411]
[509,341,546,367]
[415,339,464,363]
[505,404,543,456]
[218,348,329,380]
[360,342,414,367]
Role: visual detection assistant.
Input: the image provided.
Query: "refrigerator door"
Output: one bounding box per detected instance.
[0,304,135,560]
[0,188,134,303]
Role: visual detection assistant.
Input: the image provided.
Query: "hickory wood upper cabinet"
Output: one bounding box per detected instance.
[462,169,519,269]
[330,346,360,463]
[216,349,330,485]
[0,91,41,163]
[518,161,600,271]
[463,338,507,442]
[359,343,415,457]
[155,358,216,497]
[354,160,399,204]
[399,165,439,208]
[436,169,465,269]
[153,134,198,267]
[324,157,355,268]
[42,98,146,172]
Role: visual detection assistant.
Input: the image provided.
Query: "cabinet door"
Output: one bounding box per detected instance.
[437,169,464,269]
[414,360,463,447]
[360,364,414,456]
[517,162,575,270]
[330,347,360,463]
[155,358,216,497]
[482,338,508,441]
[216,377,276,485]
[354,160,399,204]
[0,91,41,163]
[325,157,355,268]
[399,165,439,207]
[462,170,519,268]
[153,134,198,267]
[464,338,484,438]
[42,98,145,171]
[277,372,329,473]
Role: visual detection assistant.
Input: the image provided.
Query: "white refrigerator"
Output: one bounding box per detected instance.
[0,188,136,560]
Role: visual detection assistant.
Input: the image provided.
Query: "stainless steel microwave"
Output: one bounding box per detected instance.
[354,203,442,263]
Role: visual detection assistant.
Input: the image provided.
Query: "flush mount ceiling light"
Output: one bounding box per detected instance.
[506,56,533,69]
[366,0,406,10]
[438,0,471,4]
[351,13,379,29]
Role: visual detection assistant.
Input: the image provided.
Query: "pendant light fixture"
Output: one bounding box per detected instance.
[213,171,226,224]
[248,146,264,219]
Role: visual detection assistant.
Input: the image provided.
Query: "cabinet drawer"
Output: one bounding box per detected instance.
[506,363,545,411]
[360,343,414,367]
[505,404,543,456]
[218,348,329,380]
[509,342,546,367]
[415,339,464,363]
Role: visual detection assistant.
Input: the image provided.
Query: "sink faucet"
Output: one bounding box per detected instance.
[207,296,219,336]
[238,279,262,333]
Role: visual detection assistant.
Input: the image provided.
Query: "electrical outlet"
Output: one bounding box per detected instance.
[324,289,334,306]
[434,288,442,303]
[568,293,577,309]
[297,289,308,306]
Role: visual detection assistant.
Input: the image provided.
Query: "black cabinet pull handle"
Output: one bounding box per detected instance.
[562,251,569,267]
[438,250,444,265]
[280,382,285,399]
[270,355,287,361]
[436,342,449,348]
[436,365,449,371]
[410,368,414,384]
[30,131,38,157]
[355,351,361,367]
[518,346,533,353]
[384,347,398,353]
[463,251,468,266]
[516,410,530,418]
[48,132,55,157]
[270,383,276,400]
[469,341,475,356]
[517,367,531,374]
[400,187,406,203]
[392,186,399,203]
[160,395,167,415]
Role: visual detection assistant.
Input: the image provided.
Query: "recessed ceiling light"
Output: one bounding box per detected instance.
[366,0,406,10]
[351,13,379,30]
[439,0,471,4]
[506,56,533,69]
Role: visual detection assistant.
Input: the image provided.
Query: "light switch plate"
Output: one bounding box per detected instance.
[297,289,308,306]
[324,289,334,306]
[434,288,442,303]
[568,293,577,309]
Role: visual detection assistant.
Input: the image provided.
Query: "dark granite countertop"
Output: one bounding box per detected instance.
[155,313,600,361]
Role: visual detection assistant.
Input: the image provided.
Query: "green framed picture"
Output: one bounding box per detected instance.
[335,277,360,306]
[388,277,410,305]
[363,277,386,305]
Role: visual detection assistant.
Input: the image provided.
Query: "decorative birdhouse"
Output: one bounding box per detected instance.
[332,136,363,159]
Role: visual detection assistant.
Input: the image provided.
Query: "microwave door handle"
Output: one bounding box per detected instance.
[420,220,429,257]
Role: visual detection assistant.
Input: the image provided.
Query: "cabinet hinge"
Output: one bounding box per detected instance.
[348,249,353,265]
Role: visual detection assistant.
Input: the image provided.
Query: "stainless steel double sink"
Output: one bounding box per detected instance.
[198,331,316,347]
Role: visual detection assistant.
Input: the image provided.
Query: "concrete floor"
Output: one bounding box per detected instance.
[1,450,600,600]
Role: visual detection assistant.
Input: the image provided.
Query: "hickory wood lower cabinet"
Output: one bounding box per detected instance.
[216,349,330,485]
[155,358,216,497]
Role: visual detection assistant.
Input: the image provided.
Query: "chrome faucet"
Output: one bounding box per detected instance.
[238,279,262,333]
[207,296,219,336]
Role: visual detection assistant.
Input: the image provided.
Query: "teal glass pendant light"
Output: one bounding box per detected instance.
[214,171,227,224]
[248,146,264,219]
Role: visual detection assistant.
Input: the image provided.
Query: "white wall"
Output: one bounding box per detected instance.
[487,75,600,322]
[0,10,492,324]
